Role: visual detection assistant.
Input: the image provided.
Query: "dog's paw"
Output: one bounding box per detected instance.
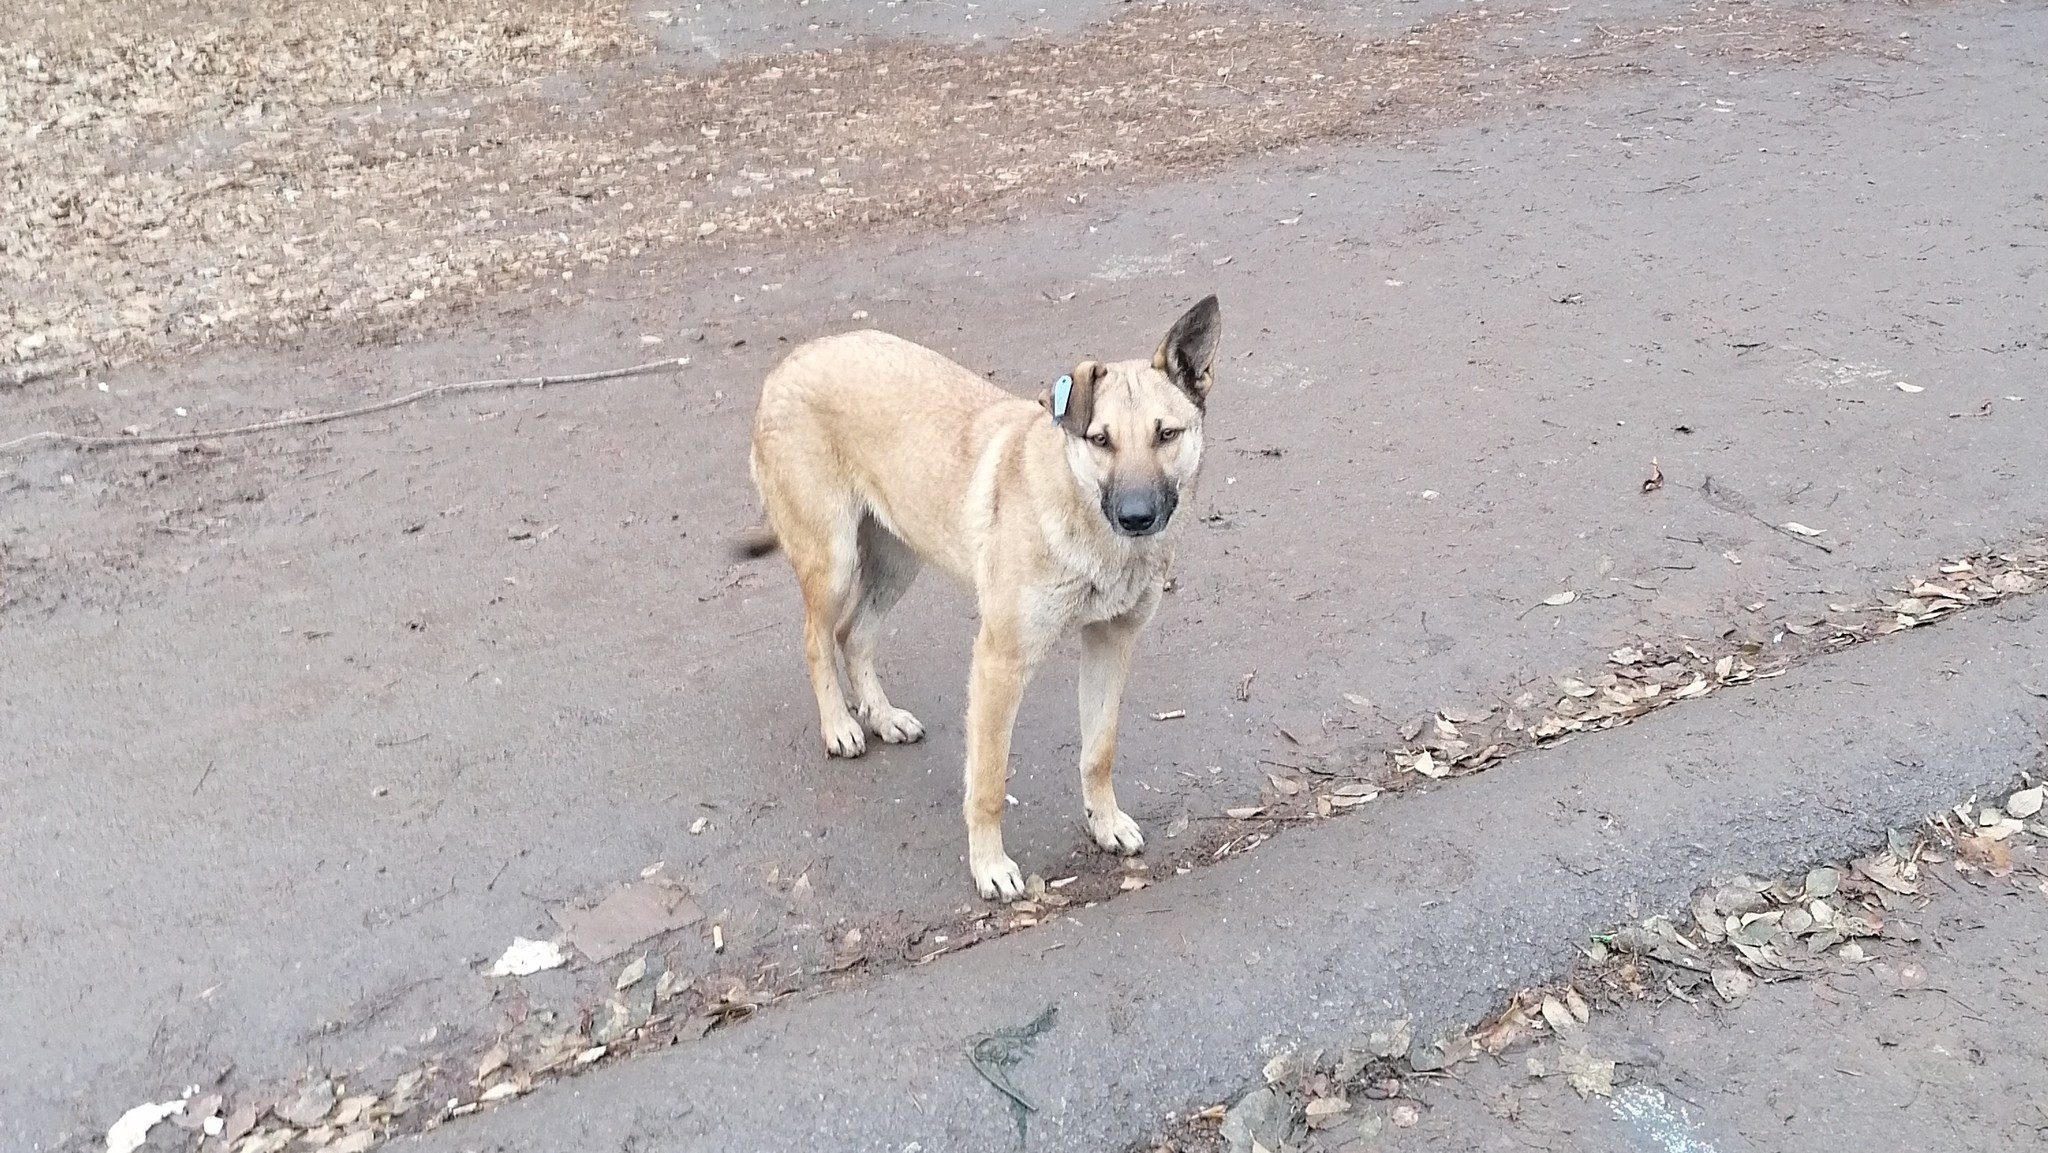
[866,706,925,744]
[1088,808,1145,856]
[821,711,868,758]
[972,852,1027,902]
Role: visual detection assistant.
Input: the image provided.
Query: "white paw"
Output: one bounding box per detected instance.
[1089,808,1145,856]
[972,852,1027,902]
[821,711,868,758]
[865,706,925,744]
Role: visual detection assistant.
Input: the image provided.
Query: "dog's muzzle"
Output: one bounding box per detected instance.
[1106,485,1177,537]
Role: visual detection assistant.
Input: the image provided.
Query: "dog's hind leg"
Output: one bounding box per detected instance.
[1077,605,1152,856]
[779,499,868,758]
[839,515,925,744]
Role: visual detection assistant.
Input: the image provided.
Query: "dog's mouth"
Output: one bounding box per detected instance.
[1103,486,1177,537]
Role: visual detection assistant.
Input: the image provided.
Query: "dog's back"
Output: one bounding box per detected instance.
[751,330,1037,579]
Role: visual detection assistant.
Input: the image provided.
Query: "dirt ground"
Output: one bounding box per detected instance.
[5,0,2048,1149]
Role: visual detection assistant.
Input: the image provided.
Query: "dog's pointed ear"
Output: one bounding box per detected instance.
[1043,360,1104,437]
[1152,295,1222,407]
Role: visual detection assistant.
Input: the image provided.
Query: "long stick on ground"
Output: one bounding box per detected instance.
[0,356,691,455]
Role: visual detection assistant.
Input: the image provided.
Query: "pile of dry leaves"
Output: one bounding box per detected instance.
[4,1,1865,376]
[1483,779,2046,1061]
[1388,541,2048,786]
[110,1068,432,1153]
[3,0,643,375]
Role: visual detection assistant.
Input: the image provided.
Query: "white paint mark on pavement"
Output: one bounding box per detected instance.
[1610,1083,1721,1153]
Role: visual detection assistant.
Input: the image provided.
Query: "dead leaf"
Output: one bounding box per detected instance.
[1955,834,2013,877]
[1542,590,1577,607]
[1711,967,1754,1003]
[1390,1102,1421,1128]
[1410,750,1445,779]
[338,1095,376,1128]
[276,1079,337,1127]
[1854,854,1919,895]
[1781,522,1825,537]
[1977,815,2025,841]
[476,1042,510,1082]
[1225,806,1264,820]
[1539,995,1579,1036]
[1267,773,1303,796]
[1642,459,1663,493]
[615,954,650,990]
[1471,997,1535,1054]
[218,1105,258,1145]
[1263,1047,1317,1085]
[1119,875,1150,891]
[2006,785,2044,819]
[1895,381,1924,393]
[1555,1046,1615,1098]
[1305,1097,1352,1128]
[1563,988,1590,1023]
[1327,786,1377,809]
[1556,677,1597,699]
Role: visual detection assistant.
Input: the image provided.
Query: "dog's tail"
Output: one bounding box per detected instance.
[731,525,780,561]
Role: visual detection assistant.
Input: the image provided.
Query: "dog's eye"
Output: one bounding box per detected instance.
[1088,431,1112,449]
[1156,426,1182,445]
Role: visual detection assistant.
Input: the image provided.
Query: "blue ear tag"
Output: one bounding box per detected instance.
[1051,374,1073,423]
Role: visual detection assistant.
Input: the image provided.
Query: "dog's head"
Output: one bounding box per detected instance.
[1040,296,1221,538]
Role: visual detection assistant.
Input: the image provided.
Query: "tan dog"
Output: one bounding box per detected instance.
[741,297,1222,899]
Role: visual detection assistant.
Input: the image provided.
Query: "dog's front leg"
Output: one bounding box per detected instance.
[964,616,1035,901]
[1079,610,1148,856]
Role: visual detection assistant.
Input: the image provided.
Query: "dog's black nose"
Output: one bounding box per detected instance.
[1112,491,1163,535]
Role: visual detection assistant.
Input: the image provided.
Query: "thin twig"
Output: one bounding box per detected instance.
[0,356,690,455]
[1764,520,1835,553]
